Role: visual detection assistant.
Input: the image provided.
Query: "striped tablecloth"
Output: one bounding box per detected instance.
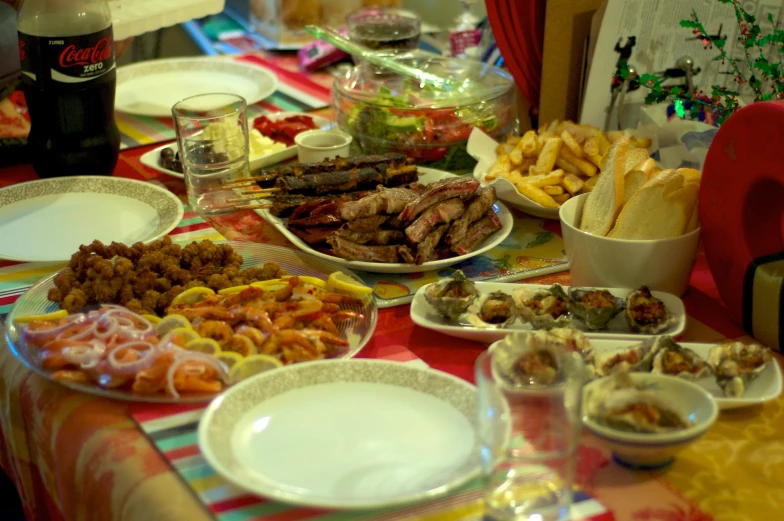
[127,347,612,521]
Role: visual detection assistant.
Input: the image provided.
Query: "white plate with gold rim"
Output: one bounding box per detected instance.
[198,359,479,509]
[255,168,514,274]
[0,176,183,263]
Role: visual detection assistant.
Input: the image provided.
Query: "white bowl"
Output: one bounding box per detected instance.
[295,129,353,163]
[582,373,719,470]
[559,193,701,296]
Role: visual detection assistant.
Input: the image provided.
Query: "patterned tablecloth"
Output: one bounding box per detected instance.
[1,52,783,521]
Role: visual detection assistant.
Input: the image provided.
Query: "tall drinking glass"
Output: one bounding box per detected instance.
[476,335,586,521]
[172,93,250,217]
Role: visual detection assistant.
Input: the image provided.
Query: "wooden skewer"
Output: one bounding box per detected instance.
[240,187,280,195]
[223,173,277,185]
[226,195,271,203]
[224,181,259,189]
[234,203,272,211]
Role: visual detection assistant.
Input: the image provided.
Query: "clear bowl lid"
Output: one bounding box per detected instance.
[334,51,515,109]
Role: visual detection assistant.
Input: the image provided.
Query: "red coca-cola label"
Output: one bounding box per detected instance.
[58,37,113,68]
[18,26,115,87]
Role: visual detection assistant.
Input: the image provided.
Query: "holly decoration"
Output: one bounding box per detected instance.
[618,0,784,125]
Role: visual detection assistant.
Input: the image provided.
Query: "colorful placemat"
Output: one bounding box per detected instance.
[349,209,569,307]
[127,345,612,521]
[115,54,332,149]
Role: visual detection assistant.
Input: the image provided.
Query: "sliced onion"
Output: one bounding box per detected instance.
[21,313,87,343]
[165,352,229,398]
[62,344,104,367]
[106,341,158,375]
[94,317,119,340]
[157,332,186,351]
[65,320,99,342]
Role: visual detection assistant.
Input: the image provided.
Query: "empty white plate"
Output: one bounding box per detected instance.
[116,57,278,117]
[0,176,183,262]
[198,359,480,509]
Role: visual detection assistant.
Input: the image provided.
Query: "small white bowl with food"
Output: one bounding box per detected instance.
[559,138,701,296]
[582,372,719,470]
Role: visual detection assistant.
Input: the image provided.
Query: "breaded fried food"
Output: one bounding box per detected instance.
[48,237,286,315]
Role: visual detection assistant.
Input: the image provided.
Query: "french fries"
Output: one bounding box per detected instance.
[486,120,652,208]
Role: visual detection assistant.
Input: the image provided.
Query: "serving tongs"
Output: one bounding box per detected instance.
[304,25,512,102]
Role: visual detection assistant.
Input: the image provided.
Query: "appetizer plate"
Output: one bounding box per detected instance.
[411,282,686,343]
[198,359,479,509]
[591,339,783,410]
[4,243,378,403]
[116,57,278,117]
[256,168,515,274]
[468,128,560,220]
[0,176,183,262]
[139,112,335,179]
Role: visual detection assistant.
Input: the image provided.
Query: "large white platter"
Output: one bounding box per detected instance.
[590,339,782,410]
[256,167,514,274]
[139,112,334,179]
[0,176,183,262]
[411,282,686,343]
[116,57,277,117]
[5,243,378,403]
[198,359,479,509]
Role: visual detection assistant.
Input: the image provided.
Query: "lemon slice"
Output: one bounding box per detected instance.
[218,285,249,295]
[229,354,283,384]
[215,351,244,370]
[326,272,373,295]
[171,287,215,306]
[170,327,200,345]
[155,314,192,336]
[141,314,162,325]
[185,337,222,355]
[282,275,326,288]
[13,309,69,324]
[250,279,283,288]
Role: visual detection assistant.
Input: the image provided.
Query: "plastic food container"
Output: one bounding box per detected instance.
[333,52,517,173]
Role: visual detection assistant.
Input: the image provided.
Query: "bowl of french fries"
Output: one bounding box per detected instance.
[467,120,653,219]
[558,138,702,296]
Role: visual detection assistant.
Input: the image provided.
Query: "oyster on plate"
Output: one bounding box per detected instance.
[707,342,772,397]
[491,331,583,387]
[424,270,478,320]
[568,288,624,330]
[592,338,659,378]
[527,328,594,363]
[466,291,517,328]
[625,286,678,334]
[651,337,712,381]
[585,373,691,434]
[512,284,571,330]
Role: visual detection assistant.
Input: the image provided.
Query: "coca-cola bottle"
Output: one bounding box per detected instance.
[17,0,120,177]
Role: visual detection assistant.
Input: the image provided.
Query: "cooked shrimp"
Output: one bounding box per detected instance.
[197,320,233,344]
[226,334,256,357]
[234,325,266,347]
[52,369,91,384]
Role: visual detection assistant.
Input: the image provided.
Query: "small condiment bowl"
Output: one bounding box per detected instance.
[582,373,719,470]
[559,193,701,296]
[295,129,353,163]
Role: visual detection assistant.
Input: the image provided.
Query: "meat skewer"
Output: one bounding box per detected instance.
[446,187,497,245]
[405,198,466,244]
[451,211,503,255]
[398,177,479,222]
[275,165,418,195]
[327,235,401,263]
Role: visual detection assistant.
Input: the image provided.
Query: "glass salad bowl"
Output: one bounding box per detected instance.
[333,51,517,173]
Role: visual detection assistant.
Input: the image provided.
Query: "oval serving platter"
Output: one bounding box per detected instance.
[5,243,378,403]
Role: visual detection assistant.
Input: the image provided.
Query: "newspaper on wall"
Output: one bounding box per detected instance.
[579,0,784,131]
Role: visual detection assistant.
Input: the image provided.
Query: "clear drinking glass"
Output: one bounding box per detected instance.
[476,339,586,521]
[172,93,250,217]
